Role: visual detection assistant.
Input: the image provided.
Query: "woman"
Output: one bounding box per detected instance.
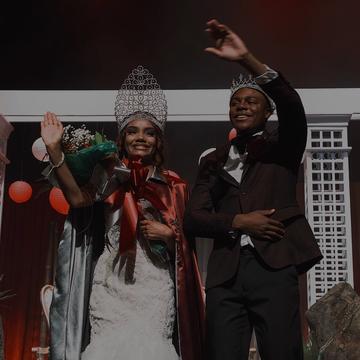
[41,67,204,360]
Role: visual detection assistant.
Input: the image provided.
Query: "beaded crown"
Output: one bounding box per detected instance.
[115,66,167,133]
[230,74,276,111]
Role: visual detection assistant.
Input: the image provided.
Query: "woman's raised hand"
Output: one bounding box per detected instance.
[40,112,64,150]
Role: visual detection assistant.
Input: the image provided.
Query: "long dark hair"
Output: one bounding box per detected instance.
[117,122,165,168]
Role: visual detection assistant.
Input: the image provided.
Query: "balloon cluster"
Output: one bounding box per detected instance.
[8,137,69,215]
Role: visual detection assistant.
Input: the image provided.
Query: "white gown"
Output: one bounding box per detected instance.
[81,201,179,360]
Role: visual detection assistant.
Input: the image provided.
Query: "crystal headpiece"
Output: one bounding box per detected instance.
[115,66,167,133]
[230,74,276,112]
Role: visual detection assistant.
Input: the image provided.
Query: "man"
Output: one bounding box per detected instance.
[184,19,322,360]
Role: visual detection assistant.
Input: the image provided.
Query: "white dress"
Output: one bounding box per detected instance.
[81,199,179,360]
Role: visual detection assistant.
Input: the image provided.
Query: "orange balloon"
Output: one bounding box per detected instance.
[228,128,237,141]
[49,187,69,215]
[8,181,32,203]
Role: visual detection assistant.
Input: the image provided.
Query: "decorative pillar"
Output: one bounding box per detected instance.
[304,119,353,306]
[0,116,13,242]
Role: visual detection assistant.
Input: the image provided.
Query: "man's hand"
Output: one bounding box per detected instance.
[204,19,267,76]
[205,19,249,61]
[232,209,285,241]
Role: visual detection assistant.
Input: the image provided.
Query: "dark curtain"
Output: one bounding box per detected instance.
[0,182,64,360]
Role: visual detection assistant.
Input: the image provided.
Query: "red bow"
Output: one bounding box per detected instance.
[107,158,168,254]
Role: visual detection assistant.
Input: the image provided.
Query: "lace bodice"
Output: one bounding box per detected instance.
[81,199,179,360]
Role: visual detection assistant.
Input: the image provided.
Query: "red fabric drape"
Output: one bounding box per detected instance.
[107,172,205,359]
[0,182,64,360]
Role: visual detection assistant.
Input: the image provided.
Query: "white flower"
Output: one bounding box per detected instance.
[62,124,95,153]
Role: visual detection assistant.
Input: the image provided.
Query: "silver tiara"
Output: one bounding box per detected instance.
[115,66,167,133]
[230,74,276,111]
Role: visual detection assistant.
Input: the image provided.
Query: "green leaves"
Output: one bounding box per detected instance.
[93,131,106,145]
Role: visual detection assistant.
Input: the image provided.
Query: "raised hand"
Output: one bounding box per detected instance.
[40,112,90,208]
[40,112,64,150]
[232,209,285,241]
[205,19,249,61]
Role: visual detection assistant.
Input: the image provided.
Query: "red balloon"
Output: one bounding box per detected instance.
[8,181,32,203]
[228,128,237,141]
[49,187,69,215]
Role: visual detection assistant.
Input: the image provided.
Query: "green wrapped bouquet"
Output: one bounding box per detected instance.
[62,125,118,185]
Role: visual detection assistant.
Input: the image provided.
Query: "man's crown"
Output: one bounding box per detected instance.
[230,74,276,111]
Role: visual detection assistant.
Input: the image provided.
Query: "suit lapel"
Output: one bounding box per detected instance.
[216,145,255,188]
[216,126,274,189]
[239,127,273,185]
[215,142,241,188]
[239,162,251,185]
[219,168,241,188]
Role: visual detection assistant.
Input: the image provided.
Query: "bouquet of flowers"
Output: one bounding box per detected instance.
[61,125,118,185]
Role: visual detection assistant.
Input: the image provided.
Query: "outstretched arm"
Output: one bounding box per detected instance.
[41,112,92,207]
[206,19,307,163]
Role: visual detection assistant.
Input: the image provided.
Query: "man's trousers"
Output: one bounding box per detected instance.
[205,245,303,360]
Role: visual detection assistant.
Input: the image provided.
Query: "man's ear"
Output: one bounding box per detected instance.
[264,108,273,120]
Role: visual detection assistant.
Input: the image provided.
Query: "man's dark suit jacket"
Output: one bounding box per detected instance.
[184,74,323,289]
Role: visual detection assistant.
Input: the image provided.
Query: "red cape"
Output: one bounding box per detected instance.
[108,172,205,359]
